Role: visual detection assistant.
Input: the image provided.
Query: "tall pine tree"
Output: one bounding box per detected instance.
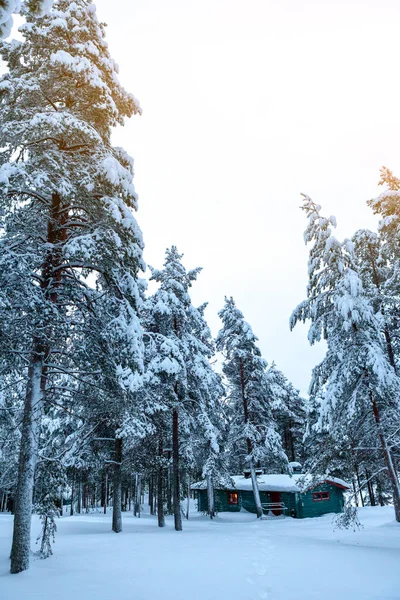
[291,195,400,521]
[142,247,223,529]
[216,297,285,519]
[0,0,144,572]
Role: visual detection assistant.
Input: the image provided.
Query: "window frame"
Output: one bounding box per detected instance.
[227,492,239,505]
[312,491,330,502]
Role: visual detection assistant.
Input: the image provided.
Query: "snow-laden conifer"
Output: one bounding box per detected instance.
[291,195,400,521]
[142,247,223,528]
[216,297,286,519]
[0,0,144,572]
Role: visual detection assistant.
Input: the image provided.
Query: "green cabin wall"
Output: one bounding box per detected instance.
[296,484,344,518]
[240,490,297,516]
[216,491,241,513]
[197,490,241,512]
[196,484,345,518]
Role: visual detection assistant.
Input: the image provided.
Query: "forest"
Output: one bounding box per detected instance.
[0,1,399,594]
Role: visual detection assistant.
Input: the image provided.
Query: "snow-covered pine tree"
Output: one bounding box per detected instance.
[0,0,144,572]
[140,289,186,528]
[142,247,223,529]
[216,297,286,519]
[74,286,152,534]
[184,303,225,519]
[291,195,400,522]
[192,404,231,518]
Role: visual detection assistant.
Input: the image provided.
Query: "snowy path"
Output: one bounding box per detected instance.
[1,506,399,600]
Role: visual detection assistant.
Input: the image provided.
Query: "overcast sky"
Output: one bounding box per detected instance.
[91,0,400,395]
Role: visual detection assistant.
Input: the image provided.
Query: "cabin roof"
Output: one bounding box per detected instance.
[191,474,350,493]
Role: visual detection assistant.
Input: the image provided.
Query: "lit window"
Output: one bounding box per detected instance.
[227,492,239,505]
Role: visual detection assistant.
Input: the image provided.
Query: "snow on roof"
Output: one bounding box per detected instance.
[191,474,350,493]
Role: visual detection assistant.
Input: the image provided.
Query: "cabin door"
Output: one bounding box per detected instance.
[270,492,282,515]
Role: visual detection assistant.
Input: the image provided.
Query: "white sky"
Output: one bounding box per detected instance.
[93,0,400,395]
[7,0,400,394]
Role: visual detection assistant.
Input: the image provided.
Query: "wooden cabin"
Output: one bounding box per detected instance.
[191,470,349,519]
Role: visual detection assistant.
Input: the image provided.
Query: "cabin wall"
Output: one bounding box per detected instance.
[241,490,297,516]
[197,489,241,513]
[297,484,344,518]
[197,490,208,512]
[196,484,345,518]
[215,490,241,512]
[281,492,297,517]
[241,490,257,513]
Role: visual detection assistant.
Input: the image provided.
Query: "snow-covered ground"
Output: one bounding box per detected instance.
[1,505,399,600]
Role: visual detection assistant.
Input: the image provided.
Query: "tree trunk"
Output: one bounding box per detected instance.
[10,356,44,573]
[104,471,108,515]
[77,478,82,514]
[157,435,165,528]
[284,422,296,462]
[172,409,182,531]
[152,477,157,515]
[10,192,66,573]
[370,393,400,521]
[83,482,88,513]
[166,463,172,515]
[239,360,263,519]
[365,470,376,507]
[376,477,386,507]
[133,474,138,516]
[352,478,359,507]
[148,477,153,515]
[250,462,263,519]
[70,477,74,516]
[157,469,165,527]
[206,474,215,519]
[355,463,365,507]
[122,486,126,512]
[134,474,141,518]
[128,475,132,512]
[112,437,123,533]
[186,480,190,520]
